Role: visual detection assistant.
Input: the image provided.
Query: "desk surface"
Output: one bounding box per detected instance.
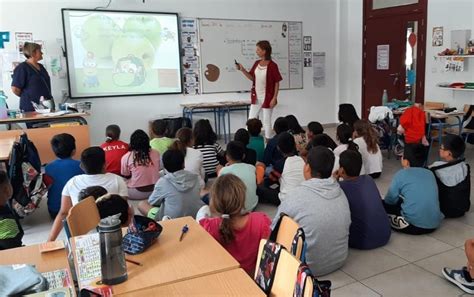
[0,244,71,274]
[0,136,17,161]
[122,269,264,297]
[103,216,239,295]
[181,101,251,109]
[0,112,89,124]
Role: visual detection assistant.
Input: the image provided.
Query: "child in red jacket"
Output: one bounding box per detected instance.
[395,104,429,155]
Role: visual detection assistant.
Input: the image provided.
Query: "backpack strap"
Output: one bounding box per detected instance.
[430,158,466,171]
[291,228,307,262]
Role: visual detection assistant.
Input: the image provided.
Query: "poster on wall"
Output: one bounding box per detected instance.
[15,32,33,54]
[304,52,312,67]
[313,52,325,87]
[180,18,201,95]
[376,44,390,70]
[303,36,312,51]
[432,27,443,47]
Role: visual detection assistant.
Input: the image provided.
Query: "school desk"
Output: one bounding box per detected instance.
[0,243,74,283]
[70,216,240,295]
[0,135,18,161]
[181,101,251,143]
[0,112,90,164]
[121,269,265,297]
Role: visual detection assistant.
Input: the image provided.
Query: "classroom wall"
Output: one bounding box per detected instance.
[337,0,474,116]
[0,0,339,145]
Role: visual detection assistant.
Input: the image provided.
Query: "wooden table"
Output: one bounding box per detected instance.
[0,136,17,161]
[0,112,90,164]
[122,269,264,297]
[72,216,239,295]
[0,243,73,278]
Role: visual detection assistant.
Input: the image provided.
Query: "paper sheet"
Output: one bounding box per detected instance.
[313,52,326,87]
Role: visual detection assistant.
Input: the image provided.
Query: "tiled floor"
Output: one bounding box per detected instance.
[19,128,474,296]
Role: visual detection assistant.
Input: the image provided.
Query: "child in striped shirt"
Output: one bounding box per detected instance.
[193,119,225,178]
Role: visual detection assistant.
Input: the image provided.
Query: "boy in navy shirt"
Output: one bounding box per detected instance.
[44,134,83,218]
[263,117,288,167]
[384,144,443,235]
[336,150,391,249]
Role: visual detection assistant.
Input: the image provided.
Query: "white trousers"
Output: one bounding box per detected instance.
[249,104,273,139]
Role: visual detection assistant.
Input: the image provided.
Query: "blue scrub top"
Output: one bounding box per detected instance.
[11,62,51,112]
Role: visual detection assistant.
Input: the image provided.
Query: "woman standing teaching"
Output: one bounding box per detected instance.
[11,42,52,113]
[237,41,282,139]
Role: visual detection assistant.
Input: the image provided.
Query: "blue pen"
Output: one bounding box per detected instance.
[179,224,189,242]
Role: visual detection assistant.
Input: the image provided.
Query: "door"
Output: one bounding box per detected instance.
[362,0,427,118]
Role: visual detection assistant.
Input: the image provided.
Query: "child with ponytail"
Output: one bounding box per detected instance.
[198,174,271,275]
[334,124,359,157]
[353,120,383,178]
[100,125,129,175]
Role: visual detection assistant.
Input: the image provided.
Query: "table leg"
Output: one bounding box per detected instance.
[227,107,231,143]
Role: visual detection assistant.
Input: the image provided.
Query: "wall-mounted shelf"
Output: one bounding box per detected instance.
[435,55,474,59]
[437,87,474,92]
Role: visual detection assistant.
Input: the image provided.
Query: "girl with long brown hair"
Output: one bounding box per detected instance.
[199,174,271,275]
[353,120,383,178]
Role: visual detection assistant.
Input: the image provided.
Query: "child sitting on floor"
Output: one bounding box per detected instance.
[138,149,203,221]
[263,117,289,167]
[272,146,351,276]
[334,124,359,157]
[121,130,160,200]
[306,121,324,141]
[286,115,308,154]
[198,174,271,275]
[100,125,129,176]
[384,144,443,235]
[150,119,174,155]
[193,119,225,178]
[45,133,84,219]
[353,120,383,178]
[219,141,258,212]
[234,128,257,166]
[430,134,470,218]
[0,171,23,250]
[47,147,129,241]
[246,118,265,163]
[336,150,391,249]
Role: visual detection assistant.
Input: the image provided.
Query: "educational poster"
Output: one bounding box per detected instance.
[2,51,20,73]
[180,18,201,95]
[444,57,465,72]
[303,36,312,51]
[288,22,303,89]
[15,32,33,54]
[432,27,443,47]
[304,52,312,67]
[313,52,325,87]
[0,32,10,49]
[376,44,390,70]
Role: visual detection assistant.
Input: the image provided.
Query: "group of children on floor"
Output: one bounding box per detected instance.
[0,104,471,286]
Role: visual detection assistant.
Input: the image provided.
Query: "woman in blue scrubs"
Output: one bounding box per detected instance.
[11,42,52,113]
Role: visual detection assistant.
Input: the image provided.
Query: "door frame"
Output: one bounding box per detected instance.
[362,0,428,117]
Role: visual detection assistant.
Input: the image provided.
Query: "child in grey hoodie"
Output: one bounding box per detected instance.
[138,149,203,220]
[430,134,470,217]
[272,146,351,276]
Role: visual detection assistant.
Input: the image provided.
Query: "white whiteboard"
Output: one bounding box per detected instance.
[198,18,303,93]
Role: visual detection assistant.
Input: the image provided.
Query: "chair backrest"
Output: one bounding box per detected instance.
[275,216,304,260]
[255,239,303,297]
[424,101,445,110]
[66,196,100,237]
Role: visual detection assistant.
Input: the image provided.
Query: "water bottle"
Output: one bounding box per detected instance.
[99,216,128,285]
[382,89,388,106]
[0,91,8,119]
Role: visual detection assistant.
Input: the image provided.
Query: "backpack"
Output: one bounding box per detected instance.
[293,263,332,297]
[254,241,283,295]
[8,134,48,217]
[430,159,471,218]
